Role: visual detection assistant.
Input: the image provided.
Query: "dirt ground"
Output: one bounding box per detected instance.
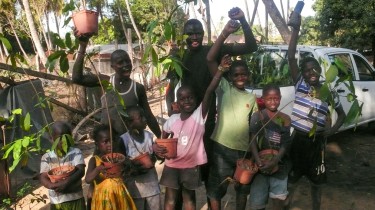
[7,83,375,209]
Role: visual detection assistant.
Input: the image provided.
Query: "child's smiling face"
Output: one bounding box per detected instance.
[262,89,281,112]
[302,61,321,86]
[229,66,249,90]
[177,87,197,114]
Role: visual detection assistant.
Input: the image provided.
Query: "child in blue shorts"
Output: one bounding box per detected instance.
[249,84,292,210]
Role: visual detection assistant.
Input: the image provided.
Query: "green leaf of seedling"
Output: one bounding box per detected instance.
[59,54,69,73]
[22,112,31,132]
[325,64,338,83]
[151,47,158,66]
[319,83,330,102]
[164,22,173,40]
[142,45,152,64]
[63,17,72,28]
[61,135,68,154]
[65,134,75,147]
[2,143,15,159]
[51,34,66,49]
[100,80,112,91]
[0,34,12,51]
[9,156,21,172]
[51,137,61,152]
[65,33,72,49]
[308,120,317,137]
[22,136,30,148]
[346,93,356,102]
[45,59,57,72]
[173,62,183,78]
[344,100,362,126]
[12,109,22,115]
[334,58,348,75]
[12,140,22,160]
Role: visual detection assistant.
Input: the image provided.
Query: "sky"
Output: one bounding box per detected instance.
[190,0,316,36]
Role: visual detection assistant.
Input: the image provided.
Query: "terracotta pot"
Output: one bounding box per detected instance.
[48,165,76,183]
[259,149,279,174]
[234,158,258,184]
[101,153,125,178]
[132,152,154,169]
[72,10,99,36]
[155,138,178,159]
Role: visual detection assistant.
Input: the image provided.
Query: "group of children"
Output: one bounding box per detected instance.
[39,10,345,210]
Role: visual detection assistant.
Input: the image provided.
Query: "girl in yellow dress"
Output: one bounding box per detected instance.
[85,124,136,210]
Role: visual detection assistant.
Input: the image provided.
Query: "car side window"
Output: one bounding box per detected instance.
[247,49,293,88]
[328,53,354,79]
[353,54,375,81]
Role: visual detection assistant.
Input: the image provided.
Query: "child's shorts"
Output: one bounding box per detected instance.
[249,173,288,209]
[289,132,327,185]
[206,142,251,199]
[159,165,202,190]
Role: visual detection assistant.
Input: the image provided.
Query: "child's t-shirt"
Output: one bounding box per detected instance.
[120,130,160,198]
[211,78,258,151]
[163,104,207,168]
[249,109,291,154]
[291,76,341,133]
[40,147,85,204]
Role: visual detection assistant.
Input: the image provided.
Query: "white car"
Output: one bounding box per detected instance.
[246,45,375,131]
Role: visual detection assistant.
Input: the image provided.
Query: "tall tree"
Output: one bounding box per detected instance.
[21,0,48,68]
[262,0,291,44]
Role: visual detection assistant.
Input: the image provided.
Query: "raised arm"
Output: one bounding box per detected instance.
[202,55,231,118]
[72,35,108,87]
[207,20,240,76]
[287,13,302,84]
[227,7,258,55]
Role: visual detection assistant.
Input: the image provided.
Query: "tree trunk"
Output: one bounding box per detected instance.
[53,12,60,35]
[244,0,251,24]
[124,0,144,52]
[280,0,285,21]
[116,1,130,44]
[44,11,52,51]
[6,17,31,63]
[22,0,48,68]
[250,0,260,27]
[203,0,211,43]
[262,0,291,44]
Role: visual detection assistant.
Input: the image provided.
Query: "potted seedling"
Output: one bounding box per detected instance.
[47,134,76,183]
[46,0,98,74]
[63,0,99,37]
[233,158,259,184]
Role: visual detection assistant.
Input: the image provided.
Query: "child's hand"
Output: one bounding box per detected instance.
[52,179,69,193]
[287,12,301,30]
[152,143,167,158]
[220,54,232,70]
[222,20,240,38]
[228,7,244,20]
[73,27,94,42]
[259,158,278,175]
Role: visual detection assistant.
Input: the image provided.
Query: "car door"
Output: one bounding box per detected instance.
[325,53,356,129]
[350,53,375,123]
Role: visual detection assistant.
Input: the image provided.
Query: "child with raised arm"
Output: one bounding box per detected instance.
[249,84,292,210]
[286,13,346,210]
[72,35,161,140]
[85,124,136,210]
[205,20,258,210]
[154,55,232,210]
[39,121,86,210]
[118,106,161,210]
